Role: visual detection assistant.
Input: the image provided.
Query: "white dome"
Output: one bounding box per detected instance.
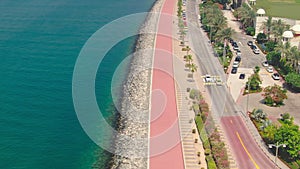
[257,8,266,15]
[291,25,300,34]
[282,31,294,38]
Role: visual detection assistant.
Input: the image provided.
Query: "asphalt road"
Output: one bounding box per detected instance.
[186,0,276,168]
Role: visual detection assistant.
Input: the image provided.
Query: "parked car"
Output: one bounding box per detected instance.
[272,73,280,80]
[253,48,260,54]
[262,61,269,67]
[236,49,241,56]
[250,45,257,50]
[235,56,241,62]
[267,66,273,73]
[233,61,239,68]
[247,41,253,46]
[231,68,238,74]
[239,73,245,79]
[233,45,239,50]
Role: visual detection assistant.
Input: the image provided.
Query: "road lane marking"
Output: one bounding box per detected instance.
[236,132,260,169]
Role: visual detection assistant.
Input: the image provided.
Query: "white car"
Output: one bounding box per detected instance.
[262,61,269,67]
[253,48,260,54]
[233,61,239,68]
[236,50,241,56]
[204,74,214,83]
[216,79,223,86]
[272,73,280,80]
[267,66,273,73]
[233,45,239,50]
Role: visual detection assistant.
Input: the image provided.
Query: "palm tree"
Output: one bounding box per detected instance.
[185,54,193,67]
[190,63,197,73]
[211,16,227,39]
[238,3,256,28]
[233,7,243,21]
[182,46,191,55]
[261,16,272,40]
[275,41,291,60]
[190,63,198,80]
[271,19,290,42]
[289,46,300,72]
[250,109,266,122]
[215,28,234,66]
[215,27,234,43]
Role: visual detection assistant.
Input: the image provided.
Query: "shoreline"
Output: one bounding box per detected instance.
[110,0,163,168]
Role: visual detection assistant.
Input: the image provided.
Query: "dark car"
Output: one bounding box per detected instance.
[239,73,245,79]
[235,56,241,62]
[250,45,257,50]
[231,68,237,74]
[247,41,253,46]
[233,44,239,50]
[232,42,237,46]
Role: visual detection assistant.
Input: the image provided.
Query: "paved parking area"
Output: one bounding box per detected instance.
[231,35,266,69]
[227,68,252,101]
[227,67,283,102]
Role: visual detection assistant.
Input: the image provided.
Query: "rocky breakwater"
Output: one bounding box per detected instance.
[110,0,163,169]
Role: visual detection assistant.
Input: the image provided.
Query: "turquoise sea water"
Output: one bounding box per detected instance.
[0,0,155,168]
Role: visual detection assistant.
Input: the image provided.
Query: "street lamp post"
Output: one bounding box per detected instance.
[268,142,286,165]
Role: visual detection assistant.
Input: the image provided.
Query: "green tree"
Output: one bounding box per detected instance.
[263,85,287,106]
[266,51,281,66]
[256,33,267,44]
[262,124,277,143]
[245,27,255,36]
[285,72,300,89]
[274,124,300,159]
[280,113,294,125]
[265,41,277,52]
[246,73,262,91]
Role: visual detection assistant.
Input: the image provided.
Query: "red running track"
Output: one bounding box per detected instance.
[149,0,185,168]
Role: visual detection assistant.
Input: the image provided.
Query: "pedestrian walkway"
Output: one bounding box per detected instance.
[172,11,206,168]
[222,10,242,33]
